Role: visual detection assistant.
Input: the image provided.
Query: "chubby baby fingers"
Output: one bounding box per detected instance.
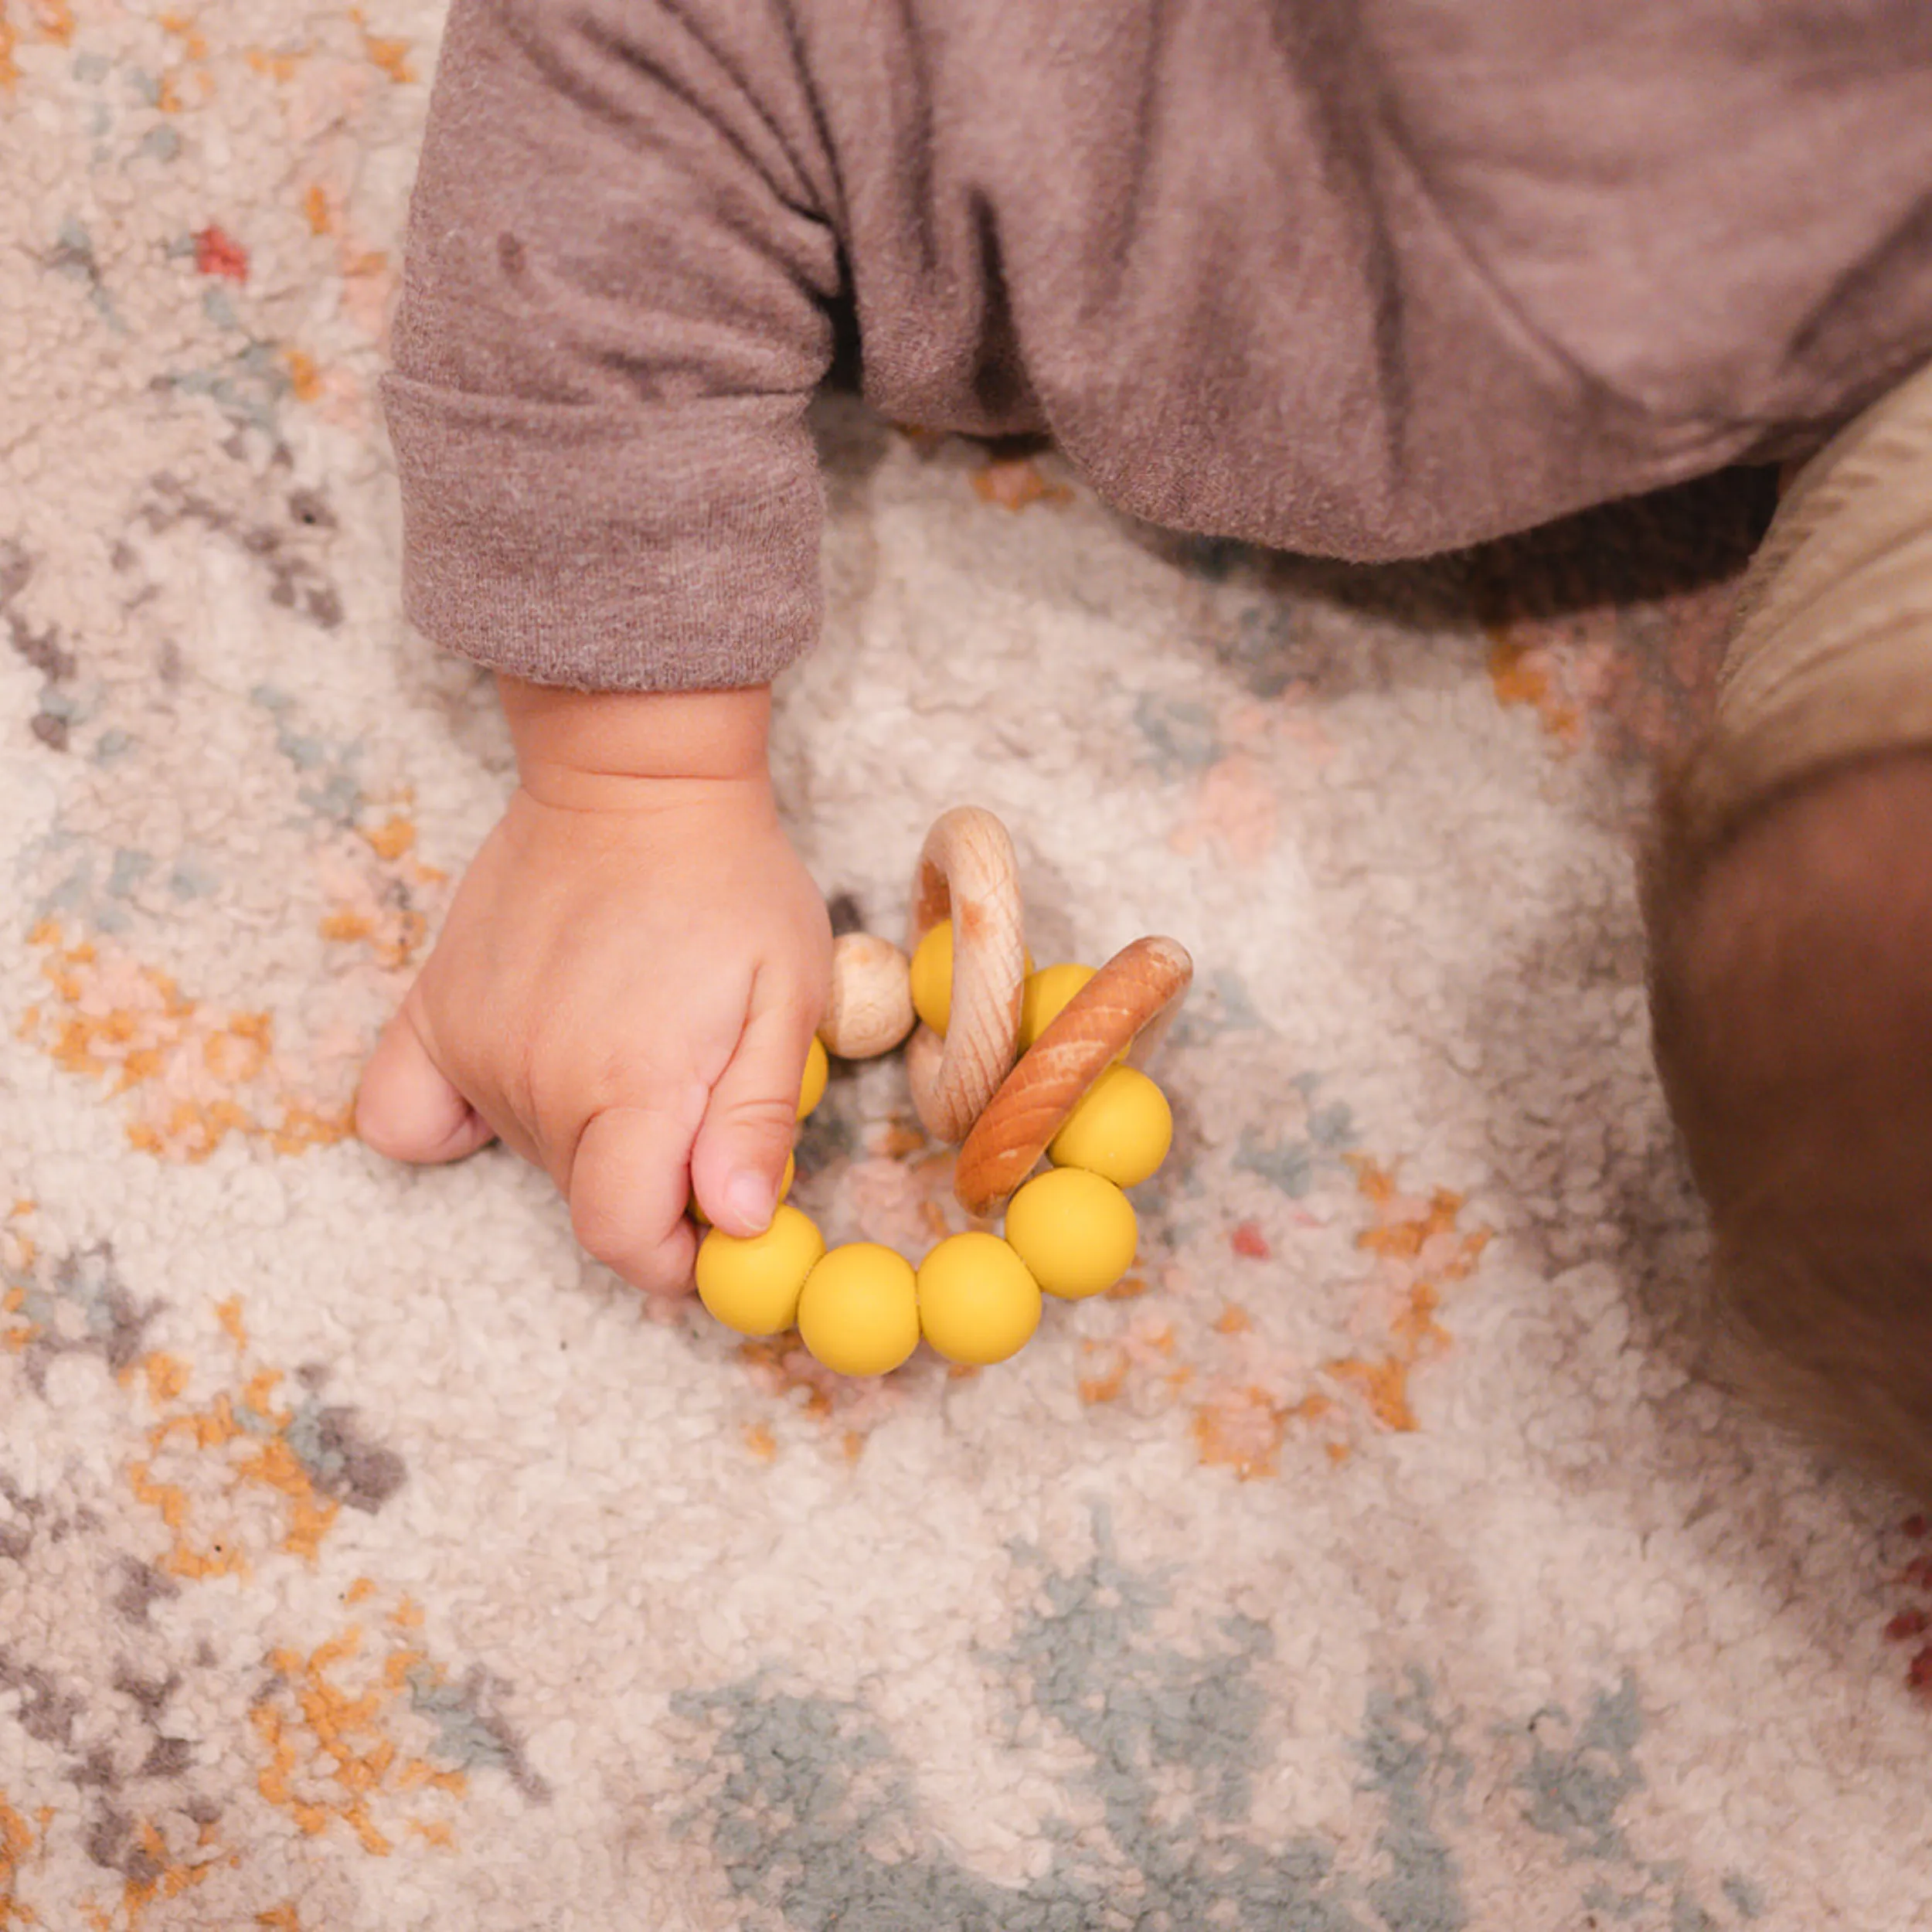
[688,992,821,1239]
[355,995,498,1165]
[569,1104,702,1298]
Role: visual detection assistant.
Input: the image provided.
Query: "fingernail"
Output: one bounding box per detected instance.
[726,1172,775,1234]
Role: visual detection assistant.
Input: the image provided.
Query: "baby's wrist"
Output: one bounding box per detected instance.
[498,675,773,811]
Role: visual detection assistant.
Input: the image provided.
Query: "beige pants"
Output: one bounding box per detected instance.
[1677,357,1932,849]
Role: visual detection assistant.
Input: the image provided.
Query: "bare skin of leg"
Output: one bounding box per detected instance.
[1646,750,1932,1498]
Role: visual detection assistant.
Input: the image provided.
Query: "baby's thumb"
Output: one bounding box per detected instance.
[690,1004,817,1238]
[355,998,495,1165]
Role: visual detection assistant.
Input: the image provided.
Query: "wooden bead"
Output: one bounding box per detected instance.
[819,932,916,1060]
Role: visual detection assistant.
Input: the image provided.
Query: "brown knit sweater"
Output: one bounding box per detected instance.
[383,0,1932,692]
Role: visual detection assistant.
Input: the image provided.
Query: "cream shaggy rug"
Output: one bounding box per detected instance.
[5,5,1932,1928]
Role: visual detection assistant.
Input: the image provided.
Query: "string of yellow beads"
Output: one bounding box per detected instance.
[1003,1167,1141,1301]
[1044,1065,1172,1188]
[796,1244,922,1376]
[1019,962,1094,1049]
[907,920,954,1036]
[797,1036,829,1119]
[695,1202,821,1336]
[691,930,1179,1376]
[916,1233,1042,1366]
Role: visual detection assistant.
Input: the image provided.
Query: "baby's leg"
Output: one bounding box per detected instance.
[1645,358,1932,1495]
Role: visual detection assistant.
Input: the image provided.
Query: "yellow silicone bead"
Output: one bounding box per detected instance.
[916,1233,1042,1366]
[797,1036,829,1120]
[1002,1168,1138,1301]
[694,1203,825,1336]
[1047,1066,1173,1188]
[796,1243,922,1376]
[1019,963,1095,1049]
[909,920,953,1036]
[690,1151,794,1229]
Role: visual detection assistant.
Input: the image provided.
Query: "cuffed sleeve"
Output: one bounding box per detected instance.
[382,0,842,689]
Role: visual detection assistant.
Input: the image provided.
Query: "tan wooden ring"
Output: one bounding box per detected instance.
[904,806,1028,1144]
[953,934,1193,1216]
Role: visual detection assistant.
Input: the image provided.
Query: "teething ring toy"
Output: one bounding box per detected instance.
[954,935,1193,1216]
[690,809,1190,1380]
[903,806,1028,1143]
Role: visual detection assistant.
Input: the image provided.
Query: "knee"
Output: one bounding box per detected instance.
[1645,750,1932,1495]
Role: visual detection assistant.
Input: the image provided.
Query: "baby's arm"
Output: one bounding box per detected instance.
[357,679,830,1294]
[363,0,849,1291]
[381,0,841,686]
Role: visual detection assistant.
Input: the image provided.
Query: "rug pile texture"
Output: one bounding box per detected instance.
[4,5,1930,1927]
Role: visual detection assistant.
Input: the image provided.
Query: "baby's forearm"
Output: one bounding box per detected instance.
[497,675,773,809]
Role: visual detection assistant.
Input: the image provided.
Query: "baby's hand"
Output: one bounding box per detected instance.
[355,678,831,1297]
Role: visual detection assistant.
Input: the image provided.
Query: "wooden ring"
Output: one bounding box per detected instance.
[904,807,1028,1144]
[953,935,1193,1216]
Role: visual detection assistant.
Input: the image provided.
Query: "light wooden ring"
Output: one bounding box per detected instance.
[953,935,1193,1216]
[904,807,1028,1144]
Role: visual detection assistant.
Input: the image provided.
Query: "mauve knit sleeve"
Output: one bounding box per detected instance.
[381,0,842,690]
